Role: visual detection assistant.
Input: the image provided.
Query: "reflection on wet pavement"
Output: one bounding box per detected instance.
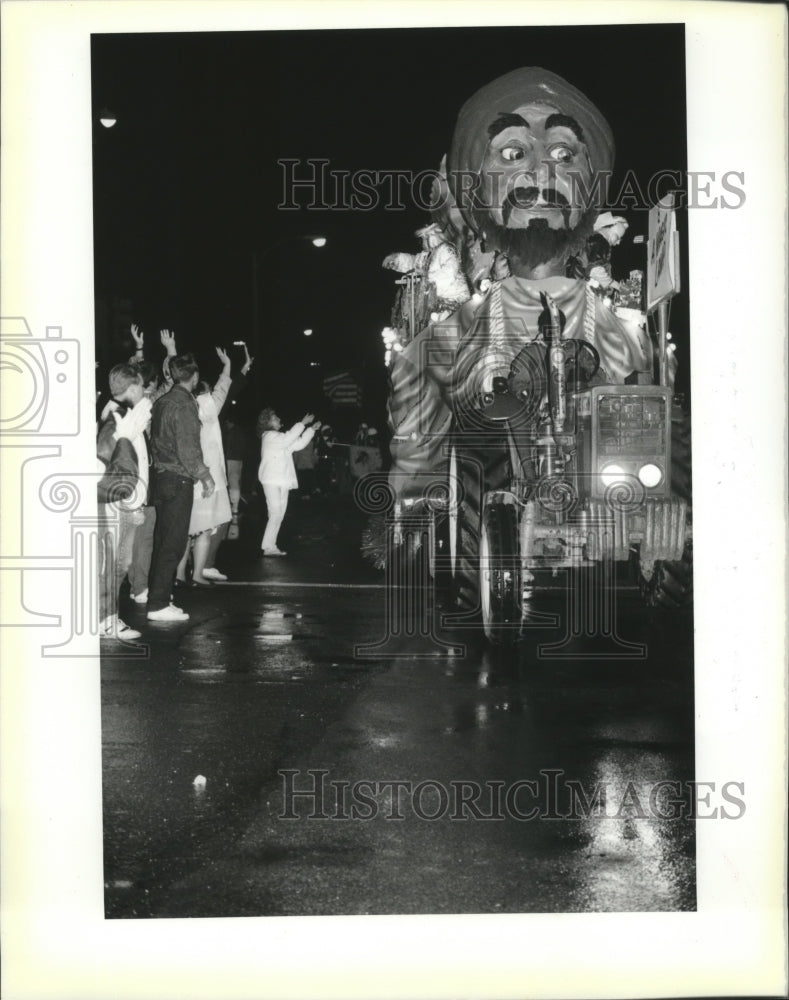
[102,499,695,918]
[103,592,694,917]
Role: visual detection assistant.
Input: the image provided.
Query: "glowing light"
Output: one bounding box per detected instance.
[311,237,327,247]
[303,329,313,337]
[99,108,117,128]
[600,462,627,487]
[637,463,663,488]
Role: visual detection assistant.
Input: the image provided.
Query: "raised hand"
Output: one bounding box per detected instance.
[112,396,152,440]
[130,323,144,351]
[301,412,315,426]
[215,346,230,367]
[241,344,254,375]
[160,329,177,356]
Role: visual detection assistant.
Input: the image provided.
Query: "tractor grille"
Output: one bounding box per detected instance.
[598,394,667,457]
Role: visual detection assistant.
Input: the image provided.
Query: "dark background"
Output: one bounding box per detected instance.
[91,24,689,431]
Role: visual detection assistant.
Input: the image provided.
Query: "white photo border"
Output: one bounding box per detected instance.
[1,2,786,998]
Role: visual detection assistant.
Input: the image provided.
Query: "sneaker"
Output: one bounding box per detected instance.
[202,568,228,581]
[147,604,190,622]
[132,588,148,604]
[261,548,287,557]
[99,615,142,641]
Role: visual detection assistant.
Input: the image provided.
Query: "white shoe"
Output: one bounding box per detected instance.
[99,615,142,641]
[202,568,228,581]
[147,604,190,622]
[132,588,148,604]
[261,548,287,557]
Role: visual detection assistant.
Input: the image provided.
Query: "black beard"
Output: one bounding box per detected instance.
[484,209,597,275]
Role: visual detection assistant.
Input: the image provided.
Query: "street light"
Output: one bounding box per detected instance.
[251,234,328,392]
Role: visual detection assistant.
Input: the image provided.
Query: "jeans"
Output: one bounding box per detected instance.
[261,484,289,550]
[98,505,141,625]
[128,504,156,596]
[148,472,194,611]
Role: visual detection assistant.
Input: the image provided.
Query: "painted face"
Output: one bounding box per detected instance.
[476,102,593,233]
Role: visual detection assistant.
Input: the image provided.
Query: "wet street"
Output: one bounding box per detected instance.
[102,495,695,918]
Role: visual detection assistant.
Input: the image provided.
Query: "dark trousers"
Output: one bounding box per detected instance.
[128,504,156,596]
[148,472,194,611]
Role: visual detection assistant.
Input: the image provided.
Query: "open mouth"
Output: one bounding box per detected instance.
[503,187,570,226]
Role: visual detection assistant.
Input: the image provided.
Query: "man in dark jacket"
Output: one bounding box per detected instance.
[147,353,215,621]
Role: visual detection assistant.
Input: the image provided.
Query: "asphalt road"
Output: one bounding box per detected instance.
[102,493,695,918]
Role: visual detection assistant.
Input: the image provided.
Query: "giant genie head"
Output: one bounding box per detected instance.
[446,67,615,273]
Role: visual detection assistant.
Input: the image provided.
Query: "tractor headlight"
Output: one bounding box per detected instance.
[600,463,627,487]
[637,463,663,488]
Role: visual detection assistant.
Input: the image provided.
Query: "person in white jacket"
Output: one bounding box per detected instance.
[175,347,234,585]
[257,409,320,555]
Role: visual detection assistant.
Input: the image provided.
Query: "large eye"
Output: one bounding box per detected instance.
[550,145,574,163]
[500,146,526,162]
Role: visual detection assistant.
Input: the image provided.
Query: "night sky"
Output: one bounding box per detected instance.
[91,23,688,427]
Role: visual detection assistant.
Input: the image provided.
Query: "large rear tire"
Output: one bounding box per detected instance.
[447,431,511,618]
[638,540,693,609]
[480,500,522,644]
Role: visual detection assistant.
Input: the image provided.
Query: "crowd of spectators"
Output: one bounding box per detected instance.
[95,327,252,641]
[95,327,385,644]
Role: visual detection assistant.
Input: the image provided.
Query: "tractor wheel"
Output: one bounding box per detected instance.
[636,399,693,609]
[448,431,511,617]
[638,540,693,609]
[480,501,522,644]
[670,402,693,502]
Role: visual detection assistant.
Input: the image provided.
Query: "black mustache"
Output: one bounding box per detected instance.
[503,187,570,225]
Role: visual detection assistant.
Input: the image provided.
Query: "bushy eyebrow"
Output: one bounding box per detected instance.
[487,113,530,140]
[544,113,585,143]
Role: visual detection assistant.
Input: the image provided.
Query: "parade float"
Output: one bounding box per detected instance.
[377,67,692,644]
